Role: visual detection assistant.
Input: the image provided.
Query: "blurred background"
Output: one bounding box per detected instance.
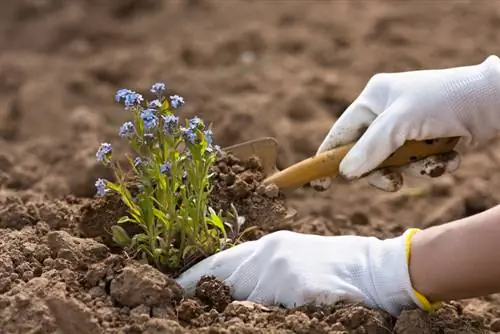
[1,0,500,234]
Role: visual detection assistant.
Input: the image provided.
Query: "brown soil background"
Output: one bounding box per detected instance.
[2,0,500,333]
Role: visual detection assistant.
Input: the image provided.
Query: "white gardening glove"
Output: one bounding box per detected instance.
[175,229,436,317]
[312,55,500,192]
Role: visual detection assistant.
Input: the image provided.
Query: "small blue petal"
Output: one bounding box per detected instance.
[124,92,144,107]
[95,178,109,196]
[188,116,204,130]
[150,83,166,95]
[140,109,158,130]
[170,95,185,109]
[96,143,112,162]
[204,128,213,145]
[115,88,144,107]
[181,127,197,144]
[115,89,132,103]
[148,99,162,109]
[160,163,171,175]
[119,121,135,137]
[162,114,179,135]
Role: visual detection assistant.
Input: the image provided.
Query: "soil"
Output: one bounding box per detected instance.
[209,153,290,239]
[2,0,500,333]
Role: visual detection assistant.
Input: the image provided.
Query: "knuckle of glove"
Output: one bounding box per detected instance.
[310,177,333,192]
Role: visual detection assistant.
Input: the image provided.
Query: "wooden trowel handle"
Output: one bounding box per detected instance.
[262,136,460,189]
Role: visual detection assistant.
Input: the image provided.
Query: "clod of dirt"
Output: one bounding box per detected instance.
[0,291,59,334]
[78,194,142,247]
[330,303,393,333]
[83,254,126,287]
[109,263,183,308]
[142,318,185,334]
[256,183,280,198]
[214,301,394,333]
[47,230,109,266]
[393,303,486,334]
[31,199,76,230]
[210,153,289,232]
[194,276,232,313]
[0,196,37,229]
[177,299,204,323]
[45,290,103,334]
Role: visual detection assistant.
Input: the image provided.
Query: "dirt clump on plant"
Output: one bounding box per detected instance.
[2,0,500,332]
[209,152,289,232]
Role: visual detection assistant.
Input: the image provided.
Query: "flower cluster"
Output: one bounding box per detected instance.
[94,82,234,271]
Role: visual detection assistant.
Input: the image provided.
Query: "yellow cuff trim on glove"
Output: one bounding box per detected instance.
[404,228,442,312]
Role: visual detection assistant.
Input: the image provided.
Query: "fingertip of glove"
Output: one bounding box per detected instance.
[339,150,370,180]
[399,151,462,179]
[366,169,403,192]
[310,177,332,191]
[175,275,197,297]
[444,151,461,173]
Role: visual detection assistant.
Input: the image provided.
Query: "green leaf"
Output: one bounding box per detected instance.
[131,233,149,248]
[207,207,226,232]
[106,182,142,218]
[153,208,169,224]
[104,180,121,194]
[117,216,134,224]
[111,225,131,246]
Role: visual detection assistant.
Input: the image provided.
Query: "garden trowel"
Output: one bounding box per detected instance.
[223,136,460,190]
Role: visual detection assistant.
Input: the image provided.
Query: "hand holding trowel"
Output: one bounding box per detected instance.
[223,135,460,191]
[222,61,484,193]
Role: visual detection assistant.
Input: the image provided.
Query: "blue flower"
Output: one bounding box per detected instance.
[204,128,213,145]
[95,178,109,196]
[134,157,142,167]
[119,121,135,137]
[162,114,179,135]
[115,88,143,108]
[125,92,144,107]
[188,116,204,130]
[160,162,171,175]
[96,143,112,162]
[170,95,185,108]
[140,109,158,130]
[181,126,197,144]
[115,89,131,102]
[150,82,166,95]
[148,99,162,109]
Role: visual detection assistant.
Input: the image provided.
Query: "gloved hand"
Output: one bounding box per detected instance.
[312,55,500,192]
[175,229,438,317]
